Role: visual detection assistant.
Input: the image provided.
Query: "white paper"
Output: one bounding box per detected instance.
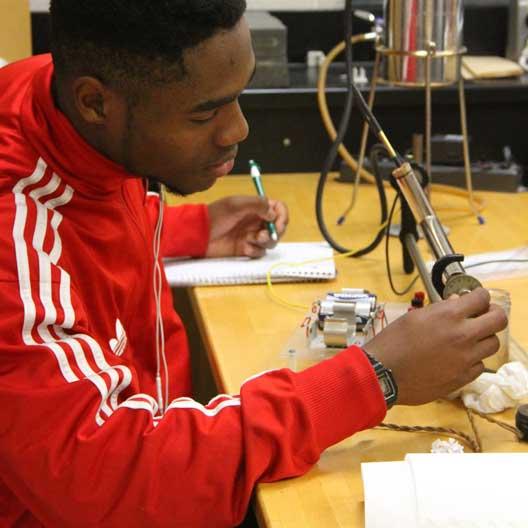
[408,453,528,527]
[362,454,528,528]
[361,461,417,528]
[164,241,336,286]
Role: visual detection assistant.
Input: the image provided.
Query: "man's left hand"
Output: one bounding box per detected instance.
[206,196,289,258]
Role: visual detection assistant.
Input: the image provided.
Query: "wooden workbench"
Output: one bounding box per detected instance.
[168,173,528,527]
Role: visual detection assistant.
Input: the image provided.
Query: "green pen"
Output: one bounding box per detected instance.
[249,159,279,242]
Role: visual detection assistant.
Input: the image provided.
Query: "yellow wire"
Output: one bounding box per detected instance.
[266,217,393,311]
[317,35,486,216]
[267,36,486,311]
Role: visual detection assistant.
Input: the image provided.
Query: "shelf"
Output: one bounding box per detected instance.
[247,1,509,11]
[242,63,528,108]
[234,62,528,179]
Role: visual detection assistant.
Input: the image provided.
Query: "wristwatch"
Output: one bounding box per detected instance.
[363,350,398,408]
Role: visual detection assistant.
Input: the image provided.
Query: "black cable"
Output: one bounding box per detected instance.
[368,143,389,222]
[315,0,388,257]
[385,192,420,296]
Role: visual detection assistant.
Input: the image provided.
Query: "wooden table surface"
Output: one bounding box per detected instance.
[168,173,528,527]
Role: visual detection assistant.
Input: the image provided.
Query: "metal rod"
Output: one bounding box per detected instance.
[458,76,479,218]
[425,41,434,184]
[346,72,479,295]
[404,233,442,303]
[393,162,465,278]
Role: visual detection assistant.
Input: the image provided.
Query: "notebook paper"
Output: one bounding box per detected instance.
[164,242,336,286]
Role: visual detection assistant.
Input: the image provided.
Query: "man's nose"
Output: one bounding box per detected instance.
[214,100,249,148]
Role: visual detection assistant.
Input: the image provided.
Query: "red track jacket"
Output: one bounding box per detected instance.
[0,55,386,527]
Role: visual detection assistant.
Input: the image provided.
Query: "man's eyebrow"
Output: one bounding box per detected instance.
[190,64,257,113]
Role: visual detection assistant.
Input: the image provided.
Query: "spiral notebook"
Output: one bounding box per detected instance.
[164,242,336,286]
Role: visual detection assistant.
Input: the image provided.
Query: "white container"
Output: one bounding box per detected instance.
[485,288,511,372]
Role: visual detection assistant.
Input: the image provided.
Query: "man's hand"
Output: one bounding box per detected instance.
[206,196,289,258]
[363,288,508,406]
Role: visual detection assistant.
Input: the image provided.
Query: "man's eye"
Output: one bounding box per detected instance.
[191,110,218,123]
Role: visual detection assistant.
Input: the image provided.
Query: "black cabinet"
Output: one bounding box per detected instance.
[235,63,528,188]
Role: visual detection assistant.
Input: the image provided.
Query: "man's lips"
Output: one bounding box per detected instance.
[206,158,236,178]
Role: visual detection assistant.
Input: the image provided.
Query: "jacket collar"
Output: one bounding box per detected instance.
[21,55,138,195]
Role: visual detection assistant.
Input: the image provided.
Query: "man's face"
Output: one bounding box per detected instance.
[121,17,255,195]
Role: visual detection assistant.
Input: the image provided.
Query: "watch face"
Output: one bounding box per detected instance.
[378,372,395,397]
[364,351,398,406]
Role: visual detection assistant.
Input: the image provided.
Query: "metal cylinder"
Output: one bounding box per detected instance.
[380,0,464,86]
[393,163,465,279]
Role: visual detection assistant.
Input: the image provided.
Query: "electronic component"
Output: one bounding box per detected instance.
[280,290,409,369]
[410,291,426,309]
[309,289,379,349]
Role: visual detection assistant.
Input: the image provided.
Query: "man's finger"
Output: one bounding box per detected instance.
[443,361,486,396]
[452,287,491,318]
[254,229,277,249]
[469,304,509,341]
[245,229,273,248]
[269,200,289,236]
[229,195,270,217]
[460,361,486,387]
[471,334,501,363]
[242,241,267,258]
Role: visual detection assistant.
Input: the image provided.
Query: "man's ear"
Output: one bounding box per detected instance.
[71,76,113,126]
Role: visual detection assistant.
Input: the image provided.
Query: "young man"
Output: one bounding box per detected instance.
[0,1,507,526]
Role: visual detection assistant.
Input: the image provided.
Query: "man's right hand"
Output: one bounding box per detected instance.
[363,287,508,406]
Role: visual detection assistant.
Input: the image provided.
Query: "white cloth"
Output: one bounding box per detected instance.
[430,438,464,453]
[461,361,528,414]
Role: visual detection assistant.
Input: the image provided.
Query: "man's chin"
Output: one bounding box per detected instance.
[157,175,216,197]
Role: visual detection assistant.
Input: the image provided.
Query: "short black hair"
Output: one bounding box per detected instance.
[50,0,247,90]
